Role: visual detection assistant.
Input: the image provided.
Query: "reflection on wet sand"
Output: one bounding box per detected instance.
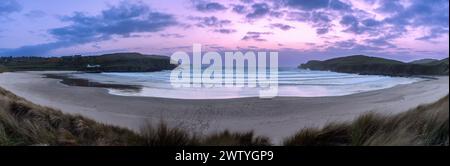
[44,73,142,93]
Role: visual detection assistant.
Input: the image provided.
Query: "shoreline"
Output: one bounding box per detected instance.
[0,71,448,144]
[43,73,142,91]
[40,70,427,100]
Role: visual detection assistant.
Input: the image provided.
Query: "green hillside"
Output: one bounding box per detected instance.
[441,58,449,65]
[409,58,440,64]
[300,55,449,76]
[0,52,176,72]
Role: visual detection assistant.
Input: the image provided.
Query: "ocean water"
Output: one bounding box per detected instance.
[68,68,423,99]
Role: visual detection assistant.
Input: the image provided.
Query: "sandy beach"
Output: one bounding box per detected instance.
[0,71,448,144]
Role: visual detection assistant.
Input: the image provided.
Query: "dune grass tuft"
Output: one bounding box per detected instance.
[283,123,351,146]
[139,124,272,146]
[140,122,199,146]
[0,87,142,146]
[284,95,449,146]
[202,130,271,146]
[0,87,270,146]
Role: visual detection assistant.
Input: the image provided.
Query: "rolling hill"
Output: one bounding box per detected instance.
[299,55,449,76]
[409,58,440,64]
[0,52,176,72]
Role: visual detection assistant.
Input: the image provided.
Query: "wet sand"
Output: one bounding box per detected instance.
[0,71,448,144]
[44,73,142,91]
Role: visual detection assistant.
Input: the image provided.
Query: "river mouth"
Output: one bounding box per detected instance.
[42,69,425,99]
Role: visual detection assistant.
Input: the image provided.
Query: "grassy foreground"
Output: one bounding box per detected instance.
[284,95,449,146]
[0,87,269,146]
[0,87,448,146]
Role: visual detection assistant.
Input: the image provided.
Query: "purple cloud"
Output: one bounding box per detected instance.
[242,31,273,42]
[160,33,185,38]
[240,0,254,4]
[0,0,22,18]
[280,0,351,11]
[1,1,177,56]
[190,16,231,28]
[270,23,295,31]
[340,15,384,35]
[287,11,333,35]
[214,28,237,34]
[192,0,227,12]
[246,3,270,19]
[24,10,46,19]
[231,4,247,14]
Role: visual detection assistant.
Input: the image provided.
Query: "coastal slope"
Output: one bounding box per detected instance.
[284,94,448,146]
[1,84,448,146]
[0,52,176,72]
[299,55,449,76]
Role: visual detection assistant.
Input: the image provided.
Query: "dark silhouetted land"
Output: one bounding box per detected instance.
[0,52,176,72]
[300,55,449,76]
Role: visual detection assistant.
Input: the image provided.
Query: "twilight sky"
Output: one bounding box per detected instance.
[0,0,448,66]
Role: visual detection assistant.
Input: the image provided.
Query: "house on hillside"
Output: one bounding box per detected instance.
[86,64,101,68]
[85,64,102,73]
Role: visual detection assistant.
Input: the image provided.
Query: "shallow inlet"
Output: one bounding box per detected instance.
[62,68,424,99]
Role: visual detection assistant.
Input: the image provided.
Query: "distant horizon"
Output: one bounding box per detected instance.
[1,50,447,67]
[0,0,449,66]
